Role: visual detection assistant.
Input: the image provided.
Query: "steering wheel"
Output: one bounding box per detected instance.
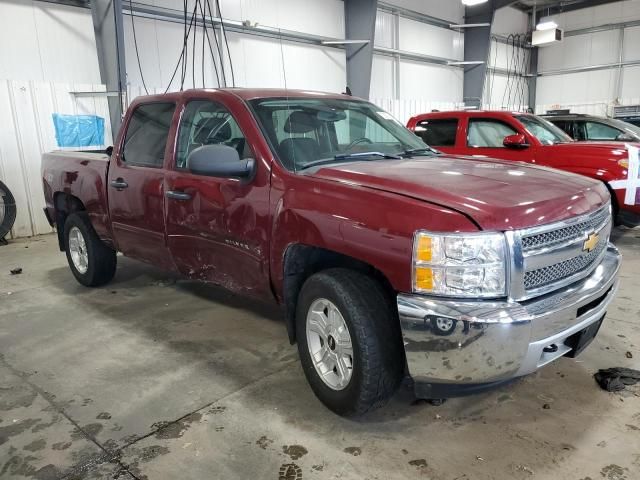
[346,137,373,149]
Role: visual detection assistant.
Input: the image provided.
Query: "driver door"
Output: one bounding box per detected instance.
[164,98,272,299]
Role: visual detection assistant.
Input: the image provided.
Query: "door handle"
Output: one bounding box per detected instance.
[110,178,128,190]
[166,190,192,201]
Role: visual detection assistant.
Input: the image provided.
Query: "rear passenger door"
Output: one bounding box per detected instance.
[164,98,272,299]
[413,118,459,153]
[107,102,177,269]
[465,118,533,162]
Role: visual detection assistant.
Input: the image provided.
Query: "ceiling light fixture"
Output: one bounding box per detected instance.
[461,0,489,6]
[536,15,558,30]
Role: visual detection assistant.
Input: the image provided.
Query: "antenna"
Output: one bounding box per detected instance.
[277,0,295,171]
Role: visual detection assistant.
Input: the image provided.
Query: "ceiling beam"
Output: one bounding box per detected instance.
[532,0,622,17]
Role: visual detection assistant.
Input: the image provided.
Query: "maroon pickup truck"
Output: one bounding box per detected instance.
[42,89,620,416]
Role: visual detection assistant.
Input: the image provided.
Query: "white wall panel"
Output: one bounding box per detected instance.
[370,55,395,99]
[0,81,111,239]
[484,73,529,111]
[383,0,463,23]
[0,0,100,84]
[398,18,463,61]
[550,0,640,30]
[492,6,529,35]
[538,30,620,72]
[372,98,461,125]
[623,26,640,62]
[536,69,618,106]
[621,66,640,101]
[375,10,395,48]
[398,60,462,102]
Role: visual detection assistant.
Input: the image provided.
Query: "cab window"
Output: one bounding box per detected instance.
[414,119,458,146]
[582,121,622,141]
[467,119,517,148]
[175,100,252,170]
[122,102,175,167]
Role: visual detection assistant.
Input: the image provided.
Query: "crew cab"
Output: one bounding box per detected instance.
[407,110,640,226]
[43,89,620,416]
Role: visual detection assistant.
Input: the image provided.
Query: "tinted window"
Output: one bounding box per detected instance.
[583,121,622,140]
[176,100,252,169]
[467,119,517,147]
[123,103,175,167]
[414,119,458,146]
[550,120,572,137]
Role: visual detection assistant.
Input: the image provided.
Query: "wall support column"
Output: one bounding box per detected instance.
[91,0,127,138]
[344,0,378,99]
[463,0,515,108]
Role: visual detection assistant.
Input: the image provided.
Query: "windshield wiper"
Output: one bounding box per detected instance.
[399,147,440,157]
[298,152,402,171]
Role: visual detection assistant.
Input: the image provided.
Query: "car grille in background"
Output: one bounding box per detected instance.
[521,203,610,252]
[524,239,607,290]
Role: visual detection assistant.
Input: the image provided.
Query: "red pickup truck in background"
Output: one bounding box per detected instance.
[407,110,640,226]
[42,89,620,416]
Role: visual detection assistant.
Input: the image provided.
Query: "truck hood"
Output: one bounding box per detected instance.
[307,156,609,231]
[544,141,639,155]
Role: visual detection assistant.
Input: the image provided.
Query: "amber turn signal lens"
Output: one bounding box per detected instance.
[415,235,432,262]
[618,159,629,168]
[415,266,434,291]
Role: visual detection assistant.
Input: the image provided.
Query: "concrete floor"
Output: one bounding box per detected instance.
[0,229,638,480]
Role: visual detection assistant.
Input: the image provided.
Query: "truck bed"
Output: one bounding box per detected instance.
[42,150,113,245]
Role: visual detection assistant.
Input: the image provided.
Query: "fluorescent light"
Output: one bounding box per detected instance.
[536,17,558,30]
[461,0,488,5]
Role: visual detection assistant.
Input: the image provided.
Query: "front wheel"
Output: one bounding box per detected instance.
[296,269,404,416]
[64,212,116,286]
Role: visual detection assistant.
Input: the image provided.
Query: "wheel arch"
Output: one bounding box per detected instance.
[281,244,397,344]
[53,192,87,251]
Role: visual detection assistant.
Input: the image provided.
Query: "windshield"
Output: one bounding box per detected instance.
[608,118,640,138]
[516,115,573,145]
[249,97,430,171]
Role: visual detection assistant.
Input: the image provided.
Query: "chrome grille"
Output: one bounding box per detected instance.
[524,239,607,290]
[509,202,612,301]
[521,203,610,252]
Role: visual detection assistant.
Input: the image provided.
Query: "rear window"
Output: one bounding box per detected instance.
[414,118,458,146]
[123,102,175,167]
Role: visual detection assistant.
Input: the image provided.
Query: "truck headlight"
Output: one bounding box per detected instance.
[412,231,506,298]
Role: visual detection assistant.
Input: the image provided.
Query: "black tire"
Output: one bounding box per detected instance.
[295,268,404,416]
[0,181,17,240]
[63,212,116,287]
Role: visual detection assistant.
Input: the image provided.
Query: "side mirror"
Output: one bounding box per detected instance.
[616,133,635,142]
[187,144,255,178]
[503,133,529,149]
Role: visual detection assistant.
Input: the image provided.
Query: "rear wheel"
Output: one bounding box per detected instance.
[0,181,17,240]
[64,212,116,286]
[296,269,404,416]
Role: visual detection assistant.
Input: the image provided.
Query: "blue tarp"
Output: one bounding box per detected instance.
[52,113,105,147]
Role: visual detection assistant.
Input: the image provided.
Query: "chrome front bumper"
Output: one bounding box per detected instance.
[397,245,621,389]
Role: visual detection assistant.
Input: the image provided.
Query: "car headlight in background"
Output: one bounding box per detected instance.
[412,231,506,298]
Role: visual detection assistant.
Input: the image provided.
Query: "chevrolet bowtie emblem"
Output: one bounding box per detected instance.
[583,232,600,253]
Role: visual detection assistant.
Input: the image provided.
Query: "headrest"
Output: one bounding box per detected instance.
[284,111,319,134]
[194,118,232,144]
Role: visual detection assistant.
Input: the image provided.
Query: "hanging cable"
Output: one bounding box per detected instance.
[129,0,149,95]
[164,0,197,93]
[198,0,221,87]
[215,0,236,87]
[206,0,227,87]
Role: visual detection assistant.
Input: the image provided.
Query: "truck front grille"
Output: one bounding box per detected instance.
[524,239,607,290]
[509,202,612,301]
[521,204,610,252]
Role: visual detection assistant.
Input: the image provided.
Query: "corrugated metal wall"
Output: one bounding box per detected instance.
[0,80,112,239]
